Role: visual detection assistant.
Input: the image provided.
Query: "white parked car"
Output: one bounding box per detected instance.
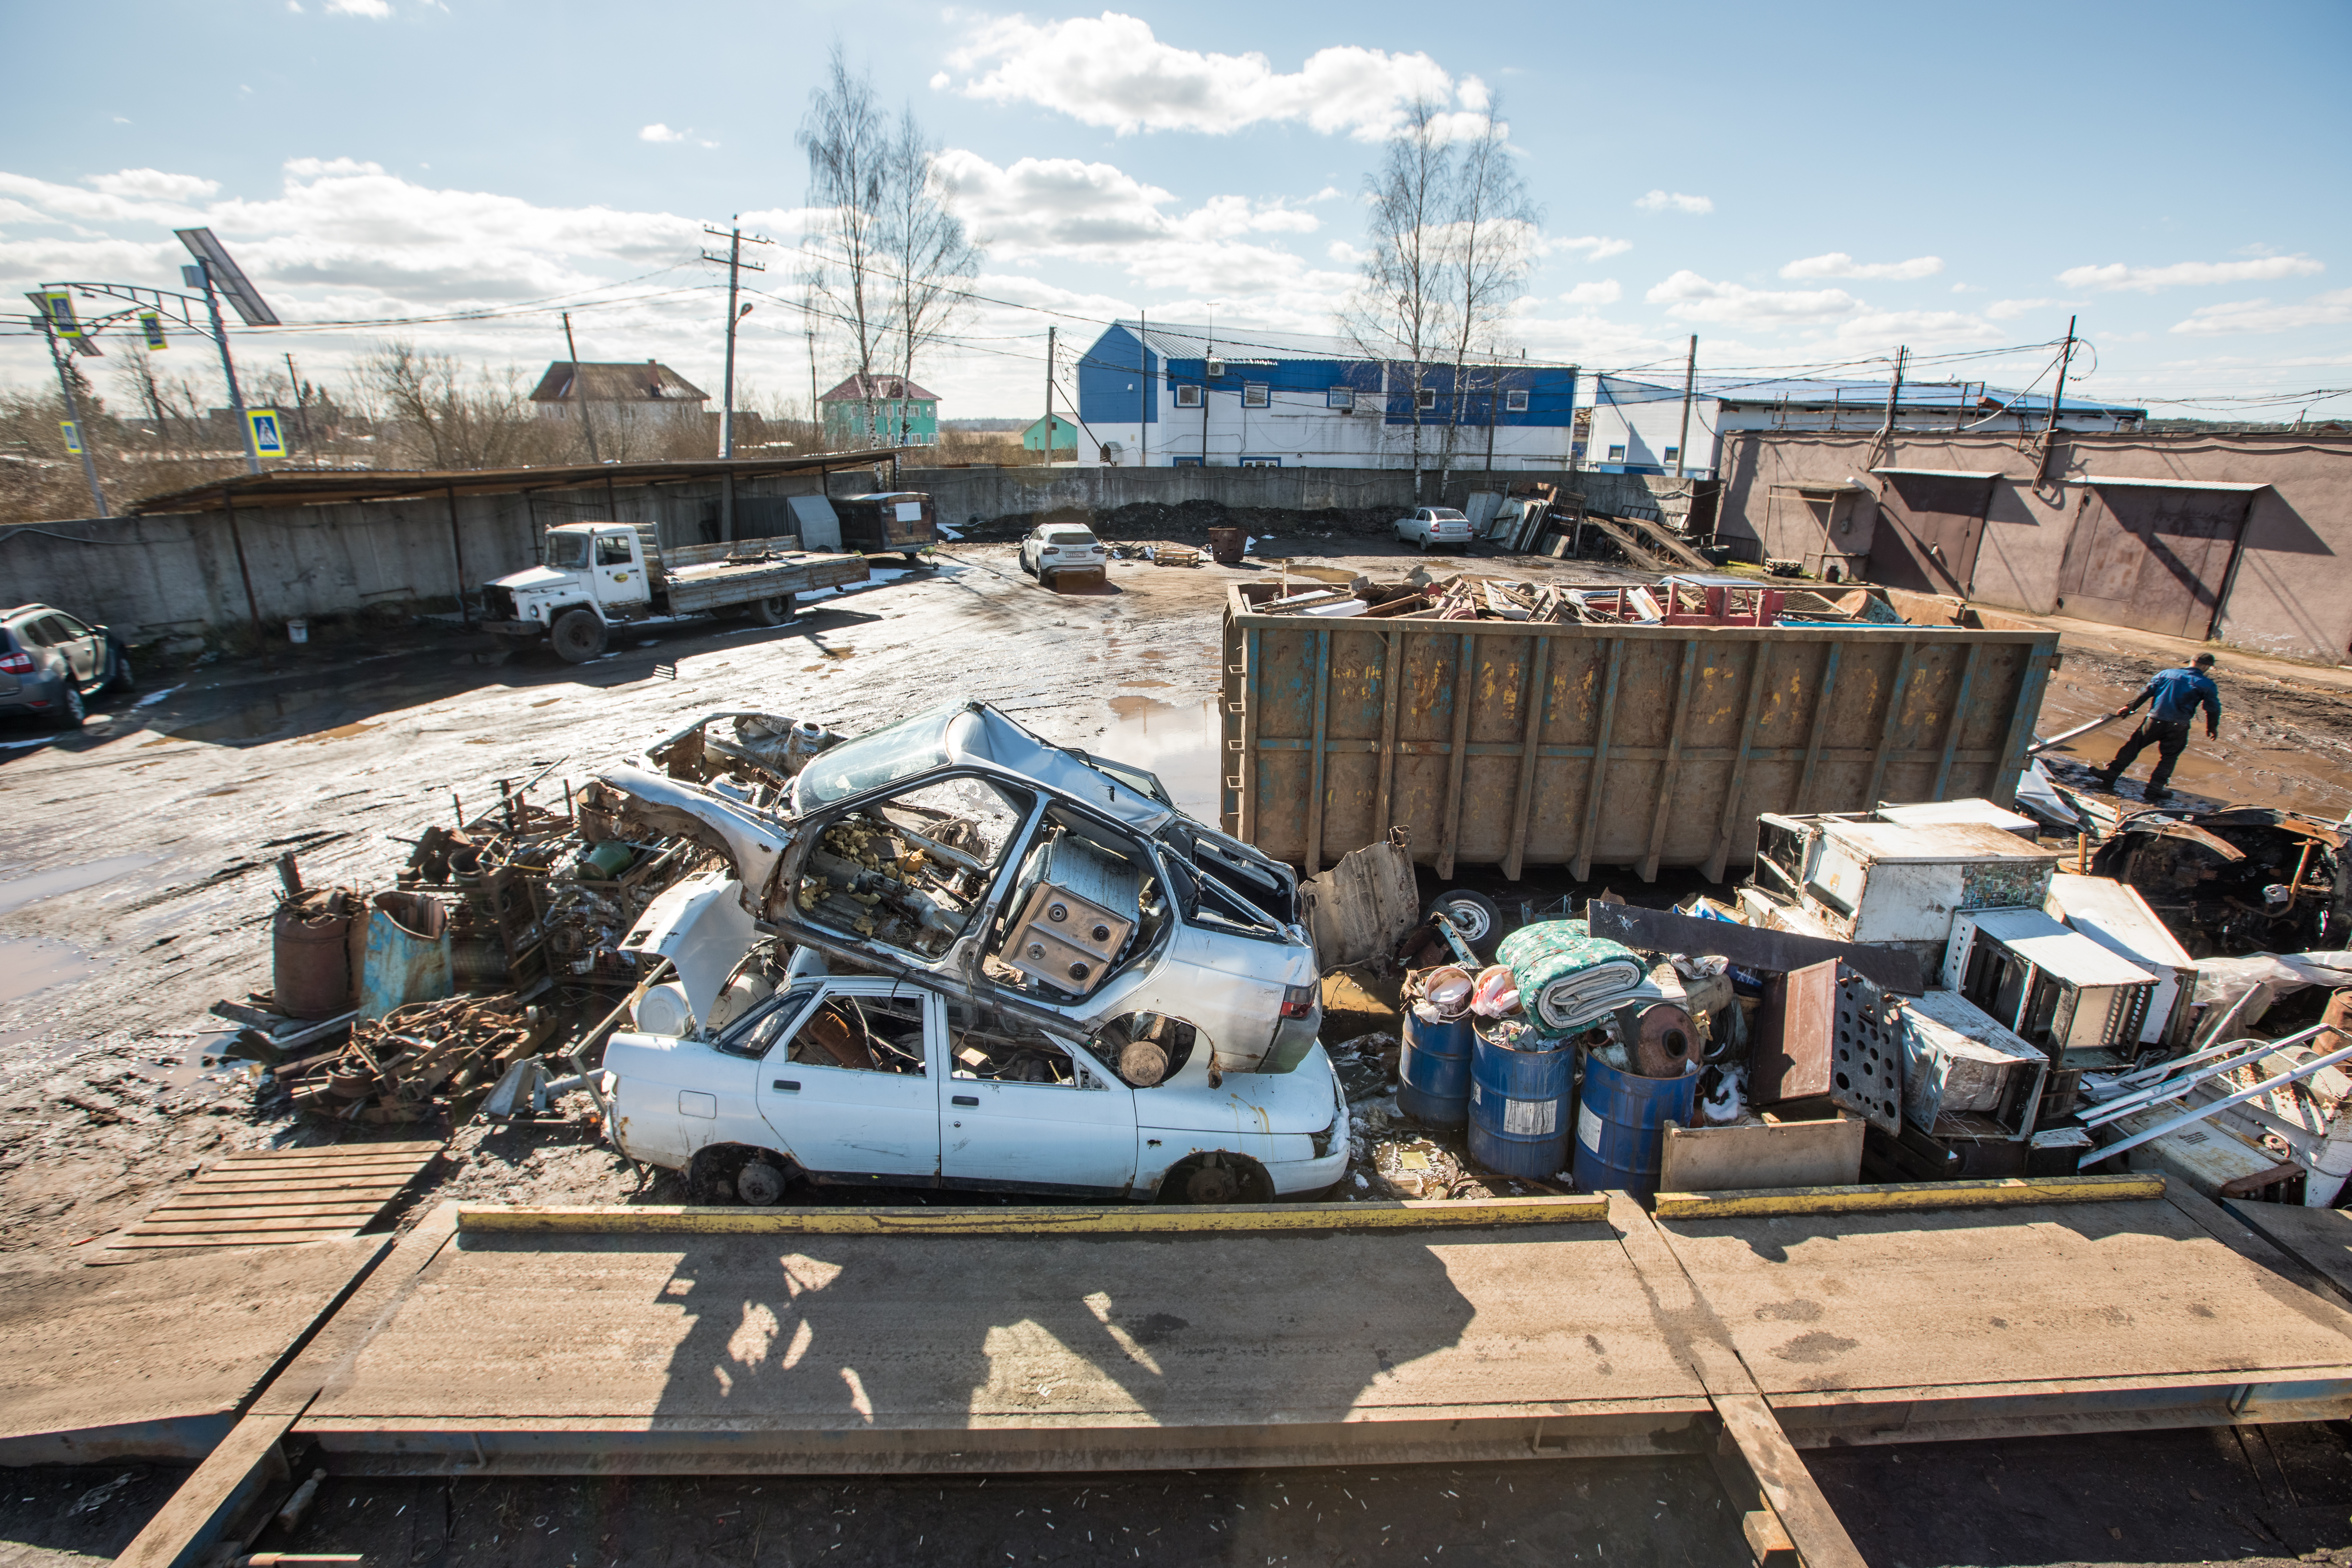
[602,700,1324,1077]
[1394,507,1473,551]
[1019,524,1109,584]
[605,948,1349,1205]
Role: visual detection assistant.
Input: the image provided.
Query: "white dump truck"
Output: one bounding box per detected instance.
[481,522,870,663]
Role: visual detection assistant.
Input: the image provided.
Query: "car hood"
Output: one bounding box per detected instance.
[1136,1043,1339,1136]
[493,565,574,592]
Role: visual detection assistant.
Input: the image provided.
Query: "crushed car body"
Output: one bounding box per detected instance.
[597,700,1324,1076]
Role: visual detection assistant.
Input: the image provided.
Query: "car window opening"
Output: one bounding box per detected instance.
[796,775,1033,958]
[945,998,1089,1087]
[788,992,928,1075]
[792,701,966,809]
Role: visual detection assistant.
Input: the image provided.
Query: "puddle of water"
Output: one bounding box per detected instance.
[2037,674,2352,819]
[166,689,331,743]
[0,935,103,1005]
[1097,697,1222,824]
[0,854,158,915]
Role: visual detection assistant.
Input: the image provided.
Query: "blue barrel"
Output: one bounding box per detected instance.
[1572,1056,1700,1199]
[1467,1032,1574,1179]
[1398,1010,1473,1127]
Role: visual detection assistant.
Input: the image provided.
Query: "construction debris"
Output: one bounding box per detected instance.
[1249,567,1922,627]
[281,992,560,1124]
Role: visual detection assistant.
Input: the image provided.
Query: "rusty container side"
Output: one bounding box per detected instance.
[1218,584,2057,880]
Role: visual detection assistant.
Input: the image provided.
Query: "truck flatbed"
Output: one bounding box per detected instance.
[656,543,869,616]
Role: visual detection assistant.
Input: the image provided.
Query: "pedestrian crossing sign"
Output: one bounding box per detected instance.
[246,407,286,458]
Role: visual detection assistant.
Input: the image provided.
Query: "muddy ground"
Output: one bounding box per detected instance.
[6,537,2352,1566]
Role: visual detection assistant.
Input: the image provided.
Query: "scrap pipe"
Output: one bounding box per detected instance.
[221,487,266,643]
[2081,1022,2352,1169]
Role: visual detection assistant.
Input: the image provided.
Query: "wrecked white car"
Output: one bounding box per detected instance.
[604,871,1347,1203]
[599,700,1324,1076]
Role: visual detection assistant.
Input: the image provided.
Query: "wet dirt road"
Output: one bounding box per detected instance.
[7,543,2352,1568]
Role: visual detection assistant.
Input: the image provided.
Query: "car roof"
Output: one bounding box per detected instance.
[3,604,54,622]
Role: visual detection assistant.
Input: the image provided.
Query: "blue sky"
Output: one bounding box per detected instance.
[5,0,2348,421]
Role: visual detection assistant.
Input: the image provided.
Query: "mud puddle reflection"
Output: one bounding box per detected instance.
[0,935,102,1005]
[0,854,158,915]
[1100,696,1222,823]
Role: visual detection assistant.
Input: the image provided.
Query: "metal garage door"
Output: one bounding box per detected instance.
[2057,480,2260,640]
[1868,469,1998,595]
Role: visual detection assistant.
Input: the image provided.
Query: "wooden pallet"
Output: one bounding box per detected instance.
[99,1141,443,1259]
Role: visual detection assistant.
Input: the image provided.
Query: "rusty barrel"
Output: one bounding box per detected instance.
[1207,526,1244,566]
[273,893,356,1019]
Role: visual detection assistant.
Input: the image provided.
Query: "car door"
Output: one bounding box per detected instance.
[939,997,1138,1196]
[592,530,647,608]
[39,615,96,683]
[753,979,941,1180]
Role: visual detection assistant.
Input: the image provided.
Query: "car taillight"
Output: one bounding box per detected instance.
[0,652,31,674]
[1280,983,1317,1019]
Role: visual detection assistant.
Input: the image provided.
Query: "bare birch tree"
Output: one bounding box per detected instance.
[798,45,890,445]
[880,105,980,446]
[1438,103,1538,470]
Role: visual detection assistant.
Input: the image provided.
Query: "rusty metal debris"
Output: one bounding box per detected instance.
[282,992,558,1123]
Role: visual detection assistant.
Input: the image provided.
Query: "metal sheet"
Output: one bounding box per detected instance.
[1585,902,1924,993]
[1753,959,1840,1104]
[1219,587,2057,879]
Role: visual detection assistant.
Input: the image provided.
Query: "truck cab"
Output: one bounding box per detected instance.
[482,524,653,661]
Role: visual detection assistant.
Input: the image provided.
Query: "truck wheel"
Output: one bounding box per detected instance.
[1425,887,1503,959]
[550,609,608,663]
[747,595,796,626]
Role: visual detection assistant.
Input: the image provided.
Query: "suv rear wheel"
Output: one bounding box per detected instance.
[103,640,134,693]
[55,684,86,730]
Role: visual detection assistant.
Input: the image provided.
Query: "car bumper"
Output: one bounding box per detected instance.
[0,674,67,714]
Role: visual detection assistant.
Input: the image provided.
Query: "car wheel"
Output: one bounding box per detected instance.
[549,608,608,663]
[56,683,86,731]
[736,1159,791,1206]
[1425,887,1503,959]
[103,640,134,693]
[747,594,797,626]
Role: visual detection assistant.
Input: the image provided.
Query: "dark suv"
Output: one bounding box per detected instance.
[0,605,132,728]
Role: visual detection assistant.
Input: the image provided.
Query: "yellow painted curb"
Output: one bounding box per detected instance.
[456,1194,1611,1237]
[1653,1172,2165,1220]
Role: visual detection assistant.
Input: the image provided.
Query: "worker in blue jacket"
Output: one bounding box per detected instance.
[2095,653,2221,803]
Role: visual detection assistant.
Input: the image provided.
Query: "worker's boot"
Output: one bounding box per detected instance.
[2093,769,2120,791]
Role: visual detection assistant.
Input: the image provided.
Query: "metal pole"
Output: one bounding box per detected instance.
[221,487,266,642]
[720,220,741,542]
[198,262,261,474]
[1041,324,1055,467]
[38,310,108,517]
[445,485,472,627]
[1877,345,1907,450]
[561,312,603,465]
[283,351,311,454]
[1138,310,1147,467]
[2045,315,2078,439]
[1673,334,1697,479]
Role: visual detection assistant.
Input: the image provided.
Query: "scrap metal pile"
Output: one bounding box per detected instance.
[1251,571,1907,626]
[283,993,557,1124]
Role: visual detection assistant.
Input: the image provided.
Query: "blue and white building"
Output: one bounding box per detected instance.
[1578,374,2148,480]
[1072,321,1579,469]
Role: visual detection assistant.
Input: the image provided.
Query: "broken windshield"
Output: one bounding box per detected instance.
[794,702,963,810]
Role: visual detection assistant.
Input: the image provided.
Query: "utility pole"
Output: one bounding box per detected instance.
[1673,334,1698,480]
[1039,325,1056,467]
[191,260,260,474]
[1877,344,1908,449]
[804,289,822,455]
[561,313,602,466]
[703,218,771,541]
[2044,315,2078,440]
[1137,309,1148,467]
[283,351,315,455]
[1201,328,1213,466]
[34,305,107,517]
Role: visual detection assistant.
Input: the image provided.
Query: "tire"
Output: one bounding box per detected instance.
[103,640,134,694]
[55,682,86,731]
[1425,887,1503,959]
[549,608,608,664]
[746,594,796,626]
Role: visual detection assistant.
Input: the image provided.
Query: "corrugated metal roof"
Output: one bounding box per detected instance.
[1596,371,2145,417]
[1107,319,1571,369]
[818,373,941,403]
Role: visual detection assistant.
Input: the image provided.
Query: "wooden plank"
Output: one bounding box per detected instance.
[165,1178,421,1198]
[1661,1116,1864,1193]
[140,1205,390,1224]
[1712,1392,1867,1568]
[458,1194,1612,1237]
[2210,1193,2352,1309]
[217,1140,443,1157]
[128,1214,379,1235]
[113,1410,300,1568]
[1638,639,1700,883]
[1655,1172,2162,1219]
[1502,635,1551,881]
[100,1234,364,1252]
[205,1155,436,1173]
[1582,514,1669,572]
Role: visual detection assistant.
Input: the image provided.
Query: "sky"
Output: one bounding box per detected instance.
[4,0,2349,425]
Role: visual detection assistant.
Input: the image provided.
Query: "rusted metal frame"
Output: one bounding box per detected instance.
[1372,628,1404,837]
[1435,630,1477,881]
[1639,639,1702,883]
[1860,641,1921,810]
[1238,627,1263,844]
[1705,640,1778,883]
[1302,629,1333,876]
[1989,642,2058,805]
[1930,643,1984,801]
[443,484,473,626]
[1503,634,1553,881]
[1571,639,1625,882]
[219,486,267,643]
[1792,644,1844,813]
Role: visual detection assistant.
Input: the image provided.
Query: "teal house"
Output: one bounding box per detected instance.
[1021,414,1079,454]
[819,374,939,448]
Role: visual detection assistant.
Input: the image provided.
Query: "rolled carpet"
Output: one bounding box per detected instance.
[1496,920,1649,1034]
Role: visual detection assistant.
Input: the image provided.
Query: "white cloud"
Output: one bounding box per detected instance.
[2170,289,2352,337]
[1985,297,2057,322]
[1646,270,1854,323]
[1559,280,1621,306]
[1634,190,1711,215]
[1781,252,1942,281]
[1551,234,1631,261]
[1824,309,2001,350]
[286,1,301,11]
[324,0,389,15]
[639,124,685,144]
[87,168,221,202]
[928,71,950,91]
[1327,239,1367,266]
[2057,255,2324,292]
[945,13,1472,141]
[1305,186,1344,203]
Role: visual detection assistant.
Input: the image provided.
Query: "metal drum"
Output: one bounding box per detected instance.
[1572,1055,1699,1199]
[1467,1030,1573,1179]
[1398,1009,1473,1128]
